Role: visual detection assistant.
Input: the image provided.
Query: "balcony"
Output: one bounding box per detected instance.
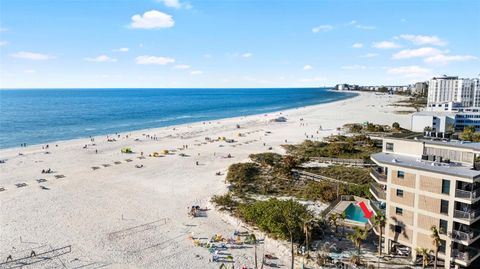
[370,182,386,201]
[451,229,480,243]
[454,208,480,221]
[455,188,480,201]
[452,247,479,262]
[370,168,387,184]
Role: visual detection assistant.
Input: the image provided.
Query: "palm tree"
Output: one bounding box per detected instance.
[431,225,441,269]
[303,220,311,253]
[249,233,258,269]
[347,227,369,264]
[328,213,339,235]
[373,213,386,256]
[339,212,346,237]
[416,247,432,269]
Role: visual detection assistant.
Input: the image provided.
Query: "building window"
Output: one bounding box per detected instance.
[441,179,450,195]
[396,189,404,197]
[397,171,405,178]
[386,143,394,152]
[439,220,448,234]
[395,207,403,215]
[439,239,446,253]
[440,200,449,214]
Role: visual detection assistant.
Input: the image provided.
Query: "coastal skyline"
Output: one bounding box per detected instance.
[0,0,479,88]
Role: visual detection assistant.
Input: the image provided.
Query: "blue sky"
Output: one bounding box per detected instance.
[0,0,479,88]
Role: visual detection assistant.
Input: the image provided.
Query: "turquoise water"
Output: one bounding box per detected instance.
[344,203,369,223]
[0,88,356,149]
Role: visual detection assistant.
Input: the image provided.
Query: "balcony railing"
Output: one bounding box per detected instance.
[370,168,387,183]
[370,182,386,200]
[454,208,480,220]
[451,229,480,242]
[455,188,480,200]
[452,247,479,262]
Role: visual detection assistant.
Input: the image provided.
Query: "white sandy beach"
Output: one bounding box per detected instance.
[0,92,414,269]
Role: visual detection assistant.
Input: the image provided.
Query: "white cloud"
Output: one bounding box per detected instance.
[24,69,36,73]
[342,65,367,70]
[190,70,203,75]
[372,41,402,49]
[113,47,129,52]
[346,21,375,30]
[352,43,363,48]
[135,55,175,65]
[130,10,174,29]
[84,55,117,62]
[312,25,333,33]
[424,54,477,65]
[11,51,53,60]
[399,34,447,46]
[359,53,379,58]
[173,64,191,69]
[303,65,313,70]
[386,65,431,78]
[0,41,8,46]
[355,24,376,30]
[157,0,192,9]
[392,47,442,59]
[241,52,253,58]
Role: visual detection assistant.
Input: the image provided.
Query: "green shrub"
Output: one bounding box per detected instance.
[239,198,312,241]
[211,193,239,211]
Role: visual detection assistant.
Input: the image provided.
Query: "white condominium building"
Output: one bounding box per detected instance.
[428,76,478,108]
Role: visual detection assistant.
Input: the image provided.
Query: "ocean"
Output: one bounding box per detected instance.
[0,88,356,149]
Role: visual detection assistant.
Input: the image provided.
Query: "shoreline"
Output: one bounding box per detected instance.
[0,89,356,152]
[0,91,414,268]
[0,90,358,155]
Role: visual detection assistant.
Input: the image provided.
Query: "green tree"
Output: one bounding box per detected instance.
[431,225,441,269]
[460,126,478,141]
[416,247,432,269]
[373,213,386,256]
[347,227,369,261]
[339,211,346,237]
[328,213,339,234]
[378,87,388,93]
[446,124,455,135]
[239,199,313,269]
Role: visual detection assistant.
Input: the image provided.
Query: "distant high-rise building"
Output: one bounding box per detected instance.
[428,76,477,107]
[413,82,428,96]
[473,78,480,108]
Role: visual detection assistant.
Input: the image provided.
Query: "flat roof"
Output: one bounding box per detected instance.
[412,111,456,117]
[420,139,480,151]
[384,137,480,151]
[371,152,480,179]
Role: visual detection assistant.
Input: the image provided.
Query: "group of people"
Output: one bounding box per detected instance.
[41,168,52,174]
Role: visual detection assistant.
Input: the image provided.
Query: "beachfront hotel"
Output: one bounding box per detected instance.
[428,75,480,108]
[369,137,480,269]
